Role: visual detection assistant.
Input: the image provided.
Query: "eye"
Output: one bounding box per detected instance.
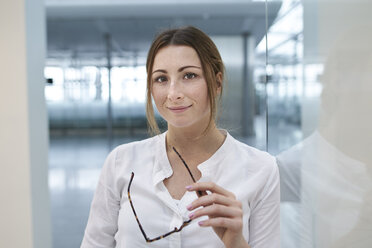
[153,76,167,83]
[183,72,197,80]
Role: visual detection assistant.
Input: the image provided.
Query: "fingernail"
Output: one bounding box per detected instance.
[188,212,194,218]
[198,221,204,226]
[185,185,192,190]
[186,204,192,210]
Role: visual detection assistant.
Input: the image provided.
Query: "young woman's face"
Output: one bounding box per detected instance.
[151,45,210,129]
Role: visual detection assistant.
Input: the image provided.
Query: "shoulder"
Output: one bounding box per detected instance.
[227,134,277,176]
[97,134,165,194]
[102,133,164,172]
[113,134,162,158]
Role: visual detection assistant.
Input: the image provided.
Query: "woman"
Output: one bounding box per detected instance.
[81,26,280,248]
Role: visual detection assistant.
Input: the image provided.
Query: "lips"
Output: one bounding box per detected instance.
[167,105,192,113]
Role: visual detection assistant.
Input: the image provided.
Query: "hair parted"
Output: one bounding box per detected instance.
[146,26,225,135]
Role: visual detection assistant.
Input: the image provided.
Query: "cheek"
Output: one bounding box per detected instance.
[199,91,209,107]
[151,87,166,106]
[197,85,210,106]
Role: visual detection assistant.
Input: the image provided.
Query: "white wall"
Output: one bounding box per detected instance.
[0,0,51,247]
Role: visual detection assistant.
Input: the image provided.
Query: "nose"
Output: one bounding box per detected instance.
[167,81,184,101]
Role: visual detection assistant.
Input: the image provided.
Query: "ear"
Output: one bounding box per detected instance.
[216,72,223,95]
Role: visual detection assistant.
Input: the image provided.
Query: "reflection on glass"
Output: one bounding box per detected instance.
[275,0,372,247]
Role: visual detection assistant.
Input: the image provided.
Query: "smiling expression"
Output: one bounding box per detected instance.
[151,45,211,129]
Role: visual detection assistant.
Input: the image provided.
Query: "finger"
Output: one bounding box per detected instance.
[187,193,234,210]
[196,189,208,198]
[198,217,243,232]
[189,204,243,220]
[186,182,235,198]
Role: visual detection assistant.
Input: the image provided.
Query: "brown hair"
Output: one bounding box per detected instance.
[146,26,225,135]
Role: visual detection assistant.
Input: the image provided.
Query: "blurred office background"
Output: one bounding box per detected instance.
[1,0,371,247]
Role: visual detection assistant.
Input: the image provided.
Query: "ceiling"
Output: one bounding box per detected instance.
[46,0,282,61]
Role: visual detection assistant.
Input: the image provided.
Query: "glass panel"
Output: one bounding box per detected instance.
[45,1,278,247]
[267,0,372,247]
[264,0,303,155]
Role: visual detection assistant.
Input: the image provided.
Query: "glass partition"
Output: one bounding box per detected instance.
[267,0,372,247]
[45,1,278,247]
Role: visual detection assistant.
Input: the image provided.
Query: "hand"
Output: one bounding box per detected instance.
[186,182,250,248]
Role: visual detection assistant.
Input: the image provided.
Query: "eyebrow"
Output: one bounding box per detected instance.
[152,65,201,75]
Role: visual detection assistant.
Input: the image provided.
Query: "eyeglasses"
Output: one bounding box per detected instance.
[127,147,202,243]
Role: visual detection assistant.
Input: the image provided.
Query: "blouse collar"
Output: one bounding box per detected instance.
[152,130,232,186]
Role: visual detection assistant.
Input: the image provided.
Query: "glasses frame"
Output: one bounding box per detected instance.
[127,147,200,243]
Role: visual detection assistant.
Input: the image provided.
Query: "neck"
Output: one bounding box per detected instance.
[166,122,225,157]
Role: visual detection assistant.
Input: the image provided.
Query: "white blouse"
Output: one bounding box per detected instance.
[81,131,280,248]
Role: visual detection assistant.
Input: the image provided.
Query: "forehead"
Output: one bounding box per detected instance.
[152,45,201,70]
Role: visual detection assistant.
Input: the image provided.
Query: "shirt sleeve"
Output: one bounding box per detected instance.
[81,148,121,248]
[249,157,281,248]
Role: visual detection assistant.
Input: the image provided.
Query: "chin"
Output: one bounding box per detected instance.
[168,121,193,129]
[169,119,209,130]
